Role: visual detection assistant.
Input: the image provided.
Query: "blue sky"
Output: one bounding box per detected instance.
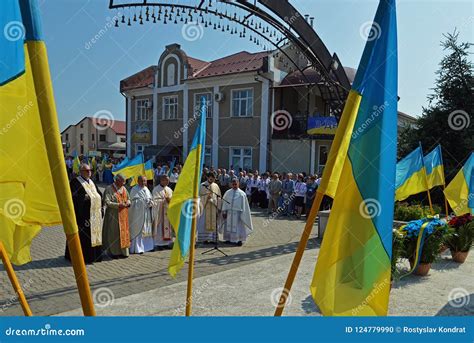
[38,0,473,130]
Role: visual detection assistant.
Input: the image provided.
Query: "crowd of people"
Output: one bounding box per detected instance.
[64,155,325,265]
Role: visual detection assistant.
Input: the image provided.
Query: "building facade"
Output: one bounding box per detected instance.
[61,117,126,158]
[121,43,416,174]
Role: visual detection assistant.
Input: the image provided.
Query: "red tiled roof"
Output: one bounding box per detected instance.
[120,50,268,91]
[191,51,268,79]
[89,117,126,135]
[120,66,157,91]
[188,56,210,75]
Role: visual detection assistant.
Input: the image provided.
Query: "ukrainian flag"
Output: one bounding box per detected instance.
[73,155,81,175]
[310,0,397,316]
[0,0,64,264]
[144,159,154,181]
[395,146,428,201]
[167,99,206,277]
[112,156,129,173]
[424,145,445,189]
[112,153,145,180]
[444,152,474,215]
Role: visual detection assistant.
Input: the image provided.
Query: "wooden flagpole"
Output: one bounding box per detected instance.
[0,241,32,316]
[185,145,202,316]
[443,183,450,217]
[29,42,96,316]
[274,191,324,316]
[419,143,434,215]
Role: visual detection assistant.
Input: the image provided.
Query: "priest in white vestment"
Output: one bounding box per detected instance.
[129,175,155,254]
[221,178,253,246]
[197,172,221,243]
[152,175,174,250]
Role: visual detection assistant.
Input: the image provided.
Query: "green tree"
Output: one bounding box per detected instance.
[399,30,473,180]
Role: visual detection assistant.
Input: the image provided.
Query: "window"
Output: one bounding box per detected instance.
[120,137,126,143]
[80,123,83,128]
[163,96,178,120]
[135,144,148,153]
[80,133,83,141]
[167,63,176,86]
[135,99,150,121]
[91,133,95,141]
[194,93,212,118]
[318,145,328,175]
[204,146,212,168]
[80,145,84,155]
[231,89,253,117]
[230,147,252,171]
[65,133,69,141]
[99,134,106,142]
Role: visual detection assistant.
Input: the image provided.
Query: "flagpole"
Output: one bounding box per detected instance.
[419,143,434,215]
[443,183,449,217]
[28,43,95,316]
[185,145,202,316]
[274,191,324,316]
[0,242,32,316]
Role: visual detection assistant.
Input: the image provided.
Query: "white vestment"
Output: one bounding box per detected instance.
[197,181,221,242]
[77,176,103,247]
[129,185,154,253]
[221,188,253,243]
[152,184,174,246]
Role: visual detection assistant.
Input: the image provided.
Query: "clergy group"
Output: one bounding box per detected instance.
[65,165,254,264]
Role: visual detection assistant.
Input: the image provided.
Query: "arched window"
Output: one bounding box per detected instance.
[167,63,176,86]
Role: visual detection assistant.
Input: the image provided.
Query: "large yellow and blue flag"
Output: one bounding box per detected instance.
[444,152,474,215]
[0,0,64,264]
[112,156,129,173]
[310,0,398,316]
[395,146,428,201]
[424,145,445,189]
[112,153,145,180]
[144,159,154,181]
[167,99,206,277]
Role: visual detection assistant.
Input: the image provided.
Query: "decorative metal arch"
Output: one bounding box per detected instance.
[108,0,351,116]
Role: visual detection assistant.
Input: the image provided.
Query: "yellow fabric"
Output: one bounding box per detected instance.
[427,165,445,189]
[73,156,80,174]
[395,168,429,201]
[444,169,470,215]
[311,158,391,316]
[168,147,201,277]
[0,46,62,264]
[26,41,78,236]
[317,91,362,198]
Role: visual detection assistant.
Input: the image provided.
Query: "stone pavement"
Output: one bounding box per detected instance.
[57,245,474,317]
[0,208,319,316]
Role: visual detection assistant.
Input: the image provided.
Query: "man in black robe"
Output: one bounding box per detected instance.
[65,163,104,264]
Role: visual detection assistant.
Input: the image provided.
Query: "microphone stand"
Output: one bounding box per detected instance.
[201,183,229,257]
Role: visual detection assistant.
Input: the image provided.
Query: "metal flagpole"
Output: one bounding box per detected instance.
[0,241,32,316]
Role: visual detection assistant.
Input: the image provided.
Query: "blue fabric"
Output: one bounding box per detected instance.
[0,0,25,85]
[348,0,398,257]
[19,0,43,41]
[395,147,424,189]
[424,145,442,175]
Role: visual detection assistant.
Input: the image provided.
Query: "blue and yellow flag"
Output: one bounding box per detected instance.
[444,152,474,215]
[424,145,445,189]
[144,159,154,181]
[167,99,206,277]
[395,146,428,201]
[112,156,129,173]
[310,0,397,316]
[0,0,63,264]
[73,155,81,175]
[112,153,145,181]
